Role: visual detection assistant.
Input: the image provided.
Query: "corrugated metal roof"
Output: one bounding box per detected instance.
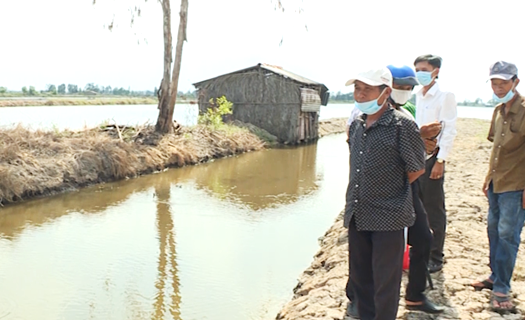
[193,63,325,88]
[258,63,322,86]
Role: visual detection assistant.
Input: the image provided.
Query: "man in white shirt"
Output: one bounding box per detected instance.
[414,54,457,273]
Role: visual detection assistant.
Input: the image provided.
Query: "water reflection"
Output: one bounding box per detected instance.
[0,142,320,239]
[181,142,320,210]
[152,177,181,320]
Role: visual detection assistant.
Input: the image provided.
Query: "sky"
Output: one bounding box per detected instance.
[1,0,524,102]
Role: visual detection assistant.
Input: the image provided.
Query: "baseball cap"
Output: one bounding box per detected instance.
[345,67,393,88]
[489,61,518,80]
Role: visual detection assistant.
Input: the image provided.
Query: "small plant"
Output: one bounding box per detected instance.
[198,96,233,127]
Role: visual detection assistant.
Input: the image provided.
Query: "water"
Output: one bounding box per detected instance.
[0,103,496,131]
[0,104,199,130]
[0,134,349,320]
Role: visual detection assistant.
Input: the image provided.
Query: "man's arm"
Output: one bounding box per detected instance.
[408,169,425,183]
[487,107,498,142]
[399,120,426,182]
[436,92,457,161]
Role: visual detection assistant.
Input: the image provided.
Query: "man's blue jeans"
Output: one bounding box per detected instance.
[487,183,525,295]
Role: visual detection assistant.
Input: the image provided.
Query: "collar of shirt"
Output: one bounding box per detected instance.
[502,92,524,115]
[416,82,440,98]
[358,106,395,128]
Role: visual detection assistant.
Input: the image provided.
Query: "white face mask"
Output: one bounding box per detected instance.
[390,89,412,105]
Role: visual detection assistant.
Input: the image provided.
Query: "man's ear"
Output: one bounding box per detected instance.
[432,67,440,78]
[514,78,520,88]
[379,87,392,105]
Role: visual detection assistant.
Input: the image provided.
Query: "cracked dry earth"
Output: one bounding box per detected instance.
[276,118,525,320]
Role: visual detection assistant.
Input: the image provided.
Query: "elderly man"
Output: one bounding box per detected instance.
[473,61,525,314]
[345,68,425,320]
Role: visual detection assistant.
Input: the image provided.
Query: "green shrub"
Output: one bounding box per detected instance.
[198,96,233,127]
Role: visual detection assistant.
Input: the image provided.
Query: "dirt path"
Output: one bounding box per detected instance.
[276,118,525,320]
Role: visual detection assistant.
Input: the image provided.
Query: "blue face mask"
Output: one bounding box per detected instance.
[416,71,434,86]
[355,90,386,115]
[493,87,515,104]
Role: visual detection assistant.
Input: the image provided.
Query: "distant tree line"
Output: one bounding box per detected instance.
[330,91,355,102]
[458,98,495,107]
[0,84,198,99]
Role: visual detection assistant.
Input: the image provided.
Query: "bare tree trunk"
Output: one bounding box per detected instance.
[156,0,188,134]
[156,0,173,133]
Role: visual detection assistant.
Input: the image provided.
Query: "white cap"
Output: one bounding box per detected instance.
[345,68,393,88]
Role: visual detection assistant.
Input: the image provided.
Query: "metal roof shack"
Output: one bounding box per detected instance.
[193,63,330,144]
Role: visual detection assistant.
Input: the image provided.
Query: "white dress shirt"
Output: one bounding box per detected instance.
[415,83,457,161]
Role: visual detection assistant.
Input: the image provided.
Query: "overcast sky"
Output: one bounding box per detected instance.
[1,0,524,102]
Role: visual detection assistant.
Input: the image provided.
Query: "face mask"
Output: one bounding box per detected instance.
[391,89,412,105]
[416,71,434,86]
[355,89,386,115]
[493,87,515,104]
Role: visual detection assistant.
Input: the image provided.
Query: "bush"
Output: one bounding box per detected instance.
[198,96,233,127]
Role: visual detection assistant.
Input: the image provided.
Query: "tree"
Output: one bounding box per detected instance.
[29,86,37,96]
[46,84,57,94]
[22,86,28,95]
[67,84,79,94]
[85,83,100,93]
[57,84,66,94]
[94,0,188,133]
[94,0,296,132]
[0,87,7,94]
[155,0,189,133]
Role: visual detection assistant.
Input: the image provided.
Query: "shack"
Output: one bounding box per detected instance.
[193,63,329,144]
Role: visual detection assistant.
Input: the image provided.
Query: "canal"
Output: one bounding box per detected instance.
[0,133,349,320]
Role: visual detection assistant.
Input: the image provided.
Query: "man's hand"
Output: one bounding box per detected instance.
[425,139,437,154]
[430,161,444,180]
[420,121,442,140]
[482,182,489,198]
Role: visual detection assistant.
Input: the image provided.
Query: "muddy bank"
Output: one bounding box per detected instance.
[319,118,347,137]
[276,118,525,320]
[0,124,264,205]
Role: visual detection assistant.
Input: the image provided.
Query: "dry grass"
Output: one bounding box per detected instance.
[0,124,264,205]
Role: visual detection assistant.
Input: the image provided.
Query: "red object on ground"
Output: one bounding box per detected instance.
[403,244,410,270]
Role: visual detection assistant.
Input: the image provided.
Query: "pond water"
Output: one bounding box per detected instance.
[0,103,494,131]
[0,134,349,320]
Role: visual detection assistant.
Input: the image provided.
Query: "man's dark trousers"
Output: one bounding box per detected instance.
[406,180,433,301]
[348,218,404,320]
[418,155,446,265]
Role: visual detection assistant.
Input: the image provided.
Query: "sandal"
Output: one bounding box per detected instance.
[490,294,517,314]
[472,279,493,291]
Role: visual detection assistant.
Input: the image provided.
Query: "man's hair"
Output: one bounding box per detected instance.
[414,54,442,69]
[512,75,518,81]
[378,84,388,92]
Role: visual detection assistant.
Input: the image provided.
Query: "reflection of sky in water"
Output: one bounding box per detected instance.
[0,134,349,320]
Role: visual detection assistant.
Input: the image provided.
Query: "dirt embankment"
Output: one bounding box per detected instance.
[276,118,525,320]
[0,124,264,205]
[319,118,347,137]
